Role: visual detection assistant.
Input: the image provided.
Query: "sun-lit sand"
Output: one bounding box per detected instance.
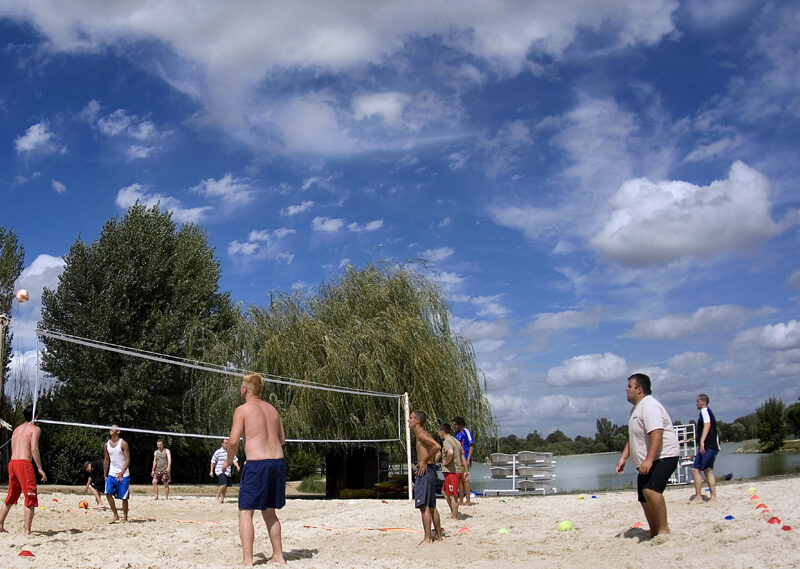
[1,476,797,568]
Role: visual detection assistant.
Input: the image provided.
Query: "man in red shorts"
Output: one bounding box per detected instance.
[438,423,467,521]
[0,406,47,535]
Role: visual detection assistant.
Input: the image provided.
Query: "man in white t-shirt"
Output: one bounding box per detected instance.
[210,438,240,503]
[616,373,680,540]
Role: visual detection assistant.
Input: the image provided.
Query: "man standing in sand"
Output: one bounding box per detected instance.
[439,422,467,521]
[210,438,240,503]
[453,416,474,506]
[224,373,286,566]
[151,439,172,500]
[104,424,131,523]
[616,373,680,541]
[690,393,719,504]
[0,406,46,535]
[409,410,442,544]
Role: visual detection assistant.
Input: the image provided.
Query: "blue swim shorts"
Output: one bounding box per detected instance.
[105,475,130,499]
[414,464,438,509]
[692,447,718,471]
[238,458,286,511]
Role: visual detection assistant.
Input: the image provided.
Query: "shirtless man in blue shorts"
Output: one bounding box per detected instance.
[224,373,286,566]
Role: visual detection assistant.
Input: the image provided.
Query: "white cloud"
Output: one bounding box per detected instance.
[97,109,134,136]
[352,92,410,127]
[667,351,712,372]
[684,135,743,162]
[592,162,800,266]
[786,269,800,290]
[347,220,384,233]
[78,99,101,123]
[190,173,257,211]
[126,145,154,160]
[312,216,345,233]
[625,304,776,340]
[3,2,678,155]
[338,258,351,268]
[14,122,63,155]
[227,228,295,265]
[527,306,606,346]
[421,246,454,262]
[729,320,800,352]
[438,217,452,228]
[115,183,211,224]
[51,179,66,194]
[281,200,314,217]
[546,352,628,386]
[452,317,511,343]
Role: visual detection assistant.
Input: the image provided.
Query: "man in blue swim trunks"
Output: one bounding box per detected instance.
[408,410,442,545]
[224,373,286,566]
[689,393,720,504]
[103,425,131,524]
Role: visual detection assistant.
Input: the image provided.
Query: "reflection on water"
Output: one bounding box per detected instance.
[471,442,800,493]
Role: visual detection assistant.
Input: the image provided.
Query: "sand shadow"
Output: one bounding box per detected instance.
[253,549,318,564]
[457,513,473,520]
[35,528,84,537]
[615,527,651,542]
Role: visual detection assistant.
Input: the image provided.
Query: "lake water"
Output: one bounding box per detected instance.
[469,442,800,493]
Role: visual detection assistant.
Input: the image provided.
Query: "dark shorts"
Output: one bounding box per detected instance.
[90,477,105,492]
[217,473,232,487]
[238,458,286,511]
[692,448,718,471]
[637,456,679,502]
[414,464,438,509]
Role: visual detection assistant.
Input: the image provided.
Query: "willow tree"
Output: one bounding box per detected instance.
[196,263,496,449]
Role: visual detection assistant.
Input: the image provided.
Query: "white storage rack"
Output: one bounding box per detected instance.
[668,423,696,485]
[483,451,557,496]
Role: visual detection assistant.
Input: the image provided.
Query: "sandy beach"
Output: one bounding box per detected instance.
[1,476,797,568]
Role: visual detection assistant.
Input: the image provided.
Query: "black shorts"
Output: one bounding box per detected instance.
[637,456,679,502]
[217,473,232,487]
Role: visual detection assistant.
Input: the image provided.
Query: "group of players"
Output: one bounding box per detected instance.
[1,373,287,566]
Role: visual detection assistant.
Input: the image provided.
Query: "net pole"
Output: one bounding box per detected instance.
[32,333,40,420]
[404,392,412,501]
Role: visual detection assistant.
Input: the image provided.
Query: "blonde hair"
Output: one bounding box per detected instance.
[243,372,264,397]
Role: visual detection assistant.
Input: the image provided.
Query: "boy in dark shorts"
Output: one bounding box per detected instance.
[84,460,106,508]
[408,410,442,545]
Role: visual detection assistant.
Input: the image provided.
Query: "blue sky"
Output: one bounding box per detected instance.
[2,1,799,437]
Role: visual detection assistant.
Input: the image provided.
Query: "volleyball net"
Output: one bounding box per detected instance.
[6,320,410,447]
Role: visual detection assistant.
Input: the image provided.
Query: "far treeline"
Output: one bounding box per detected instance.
[0,207,496,485]
[496,396,800,457]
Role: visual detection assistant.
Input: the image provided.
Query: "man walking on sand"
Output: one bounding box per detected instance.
[616,373,680,541]
[409,410,442,544]
[690,393,719,504]
[104,424,131,523]
[224,373,286,566]
[152,439,172,500]
[210,438,240,503]
[0,406,46,535]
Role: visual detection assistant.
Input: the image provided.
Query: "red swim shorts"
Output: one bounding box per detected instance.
[5,459,38,507]
[443,472,462,496]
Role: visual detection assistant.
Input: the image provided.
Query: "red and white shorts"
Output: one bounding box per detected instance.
[443,472,462,496]
[5,459,38,508]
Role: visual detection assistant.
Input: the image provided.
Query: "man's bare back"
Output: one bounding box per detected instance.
[235,399,285,461]
[10,422,40,461]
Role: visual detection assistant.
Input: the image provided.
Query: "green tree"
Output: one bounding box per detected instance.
[0,227,25,409]
[785,401,800,438]
[756,397,788,452]
[728,422,746,442]
[200,263,496,453]
[0,227,24,480]
[39,204,236,481]
[594,417,616,452]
